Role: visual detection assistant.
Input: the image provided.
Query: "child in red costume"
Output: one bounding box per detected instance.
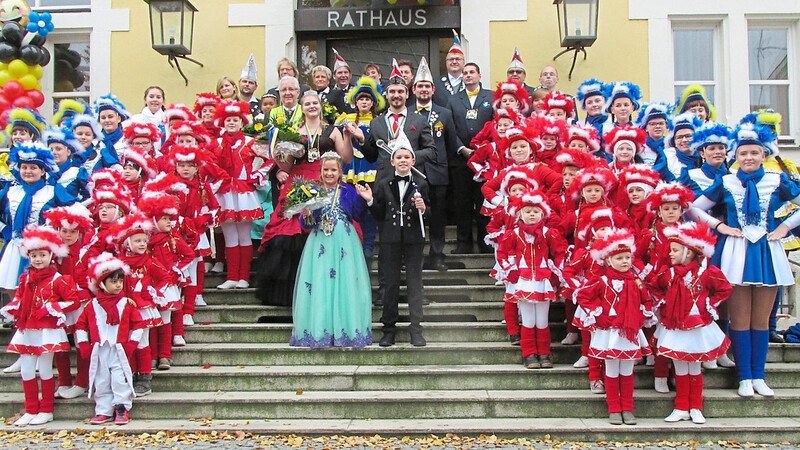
[648,222,731,424]
[498,190,567,369]
[557,166,624,249]
[468,108,518,184]
[194,93,222,140]
[574,228,655,425]
[615,164,659,233]
[548,147,605,229]
[542,90,574,122]
[604,124,647,175]
[1,225,79,426]
[527,114,567,167]
[75,253,145,426]
[120,146,157,204]
[82,175,133,266]
[121,121,161,159]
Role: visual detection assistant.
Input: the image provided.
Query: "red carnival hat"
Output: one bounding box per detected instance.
[529,114,568,143]
[87,252,129,294]
[92,185,133,215]
[20,225,68,258]
[143,173,189,197]
[122,146,157,179]
[193,93,221,116]
[169,120,211,145]
[44,204,94,233]
[510,189,551,218]
[88,168,125,192]
[495,108,522,125]
[169,144,208,166]
[108,213,153,248]
[503,126,542,155]
[646,181,694,212]
[164,103,198,123]
[566,123,601,152]
[590,228,636,265]
[664,221,716,259]
[213,101,254,127]
[499,166,540,196]
[576,207,617,243]
[492,79,531,114]
[618,164,660,194]
[122,121,161,144]
[137,191,180,220]
[542,90,575,117]
[567,167,618,201]
[603,124,647,155]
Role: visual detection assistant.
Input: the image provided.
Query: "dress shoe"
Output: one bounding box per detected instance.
[216,280,238,290]
[608,412,623,425]
[173,335,186,347]
[3,357,21,373]
[752,379,774,397]
[717,354,736,368]
[573,355,589,368]
[451,244,473,254]
[523,354,540,369]
[654,377,669,393]
[538,354,553,368]
[236,280,250,289]
[622,411,637,425]
[410,332,427,347]
[194,295,207,306]
[769,330,785,343]
[560,332,579,345]
[211,262,225,273]
[28,412,53,425]
[702,359,718,369]
[738,379,754,397]
[690,409,706,424]
[425,255,448,272]
[379,332,395,347]
[664,409,690,422]
[183,315,195,326]
[59,385,86,399]
[157,357,171,370]
[509,333,521,346]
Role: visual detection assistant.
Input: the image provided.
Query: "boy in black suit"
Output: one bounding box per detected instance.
[357,138,430,347]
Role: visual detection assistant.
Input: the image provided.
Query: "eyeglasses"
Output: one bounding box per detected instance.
[508,70,525,75]
[674,134,693,141]
[446,57,464,62]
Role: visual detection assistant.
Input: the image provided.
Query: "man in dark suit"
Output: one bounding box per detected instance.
[411,57,462,271]
[432,30,466,108]
[327,48,356,114]
[506,47,535,107]
[448,62,494,254]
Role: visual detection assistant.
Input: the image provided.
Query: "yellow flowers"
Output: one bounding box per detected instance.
[275,115,284,125]
[254,123,263,131]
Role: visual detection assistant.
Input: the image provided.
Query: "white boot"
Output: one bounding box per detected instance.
[654,377,670,393]
[173,335,186,347]
[216,280,238,290]
[689,408,706,424]
[560,332,579,345]
[752,379,774,397]
[13,413,37,426]
[573,356,589,368]
[194,295,207,307]
[702,360,718,369]
[54,386,67,398]
[59,385,86,399]
[738,379,754,397]
[3,357,21,373]
[664,409,690,422]
[28,412,53,425]
[211,262,225,273]
[645,355,655,366]
[204,262,213,272]
[717,354,736,368]
[183,315,195,326]
[236,280,250,289]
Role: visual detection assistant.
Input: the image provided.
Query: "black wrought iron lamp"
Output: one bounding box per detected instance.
[553,0,599,81]
[144,0,203,86]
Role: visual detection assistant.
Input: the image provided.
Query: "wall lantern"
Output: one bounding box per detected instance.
[553,0,599,81]
[144,0,203,86]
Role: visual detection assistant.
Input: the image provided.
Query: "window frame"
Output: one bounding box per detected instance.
[40,30,91,117]
[671,20,724,115]
[30,0,90,12]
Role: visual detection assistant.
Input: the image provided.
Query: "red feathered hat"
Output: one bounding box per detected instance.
[44,204,94,233]
[122,146,157,179]
[122,121,161,144]
[169,144,208,166]
[213,101,253,127]
[529,114,568,142]
[618,164,660,194]
[87,252,129,294]
[510,189,551,218]
[495,108,522,125]
[193,93,221,116]
[590,228,636,265]
[646,181,694,212]
[543,90,574,116]
[137,191,180,220]
[492,79,531,114]
[92,185,133,215]
[567,167,618,201]
[499,166,540,197]
[604,124,647,155]
[664,221,716,259]
[566,123,601,152]
[576,207,617,243]
[88,168,124,192]
[20,225,68,258]
[143,173,189,197]
[169,120,211,145]
[503,126,542,155]
[109,213,153,249]
[554,148,593,171]
[164,103,198,123]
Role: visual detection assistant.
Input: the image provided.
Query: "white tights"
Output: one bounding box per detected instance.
[20,352,54,382]
[604,359,635,377]
[673,360,702,376]
[137,328,150,349]
[517,301,550,329]
[220,221,252,248]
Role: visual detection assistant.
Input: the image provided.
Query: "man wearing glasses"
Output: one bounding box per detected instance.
[433,32,466,107]
[506,48,535,104]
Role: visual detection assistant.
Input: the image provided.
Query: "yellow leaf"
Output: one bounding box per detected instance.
[296,390,303,395]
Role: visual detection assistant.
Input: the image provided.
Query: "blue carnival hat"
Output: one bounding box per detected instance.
[731,122,779,159]
[5,107,46,139]
[603,81,641,113]
[575,78,606,109]
[346,76,386,112]
[52,99,89,126]
[636,102,671,128]
[65,113,102,139]
[690,122,732,153]
[9,141,58,172]
[93,94,131,121]
[41,126,85,157]
[667,112,704,147]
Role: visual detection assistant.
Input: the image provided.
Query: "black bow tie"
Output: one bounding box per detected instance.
[395,175,410,183]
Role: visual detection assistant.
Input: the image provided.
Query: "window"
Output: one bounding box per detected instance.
[44,35,90,116]
[31,0,90,8]
[673,28,717,104]
[748,27,790,136]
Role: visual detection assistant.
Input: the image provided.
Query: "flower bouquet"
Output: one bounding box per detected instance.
[282,177,330,219]
[322,102,339,124]
[269,121,305,163]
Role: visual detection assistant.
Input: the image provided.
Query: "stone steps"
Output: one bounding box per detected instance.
[204,268,497,287]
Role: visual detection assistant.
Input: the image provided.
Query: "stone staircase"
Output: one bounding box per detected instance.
[1,226,800,442]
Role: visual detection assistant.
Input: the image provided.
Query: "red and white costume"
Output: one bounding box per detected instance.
[468,108,519,182]
[615,164,659,232]
[528,113,568,167]
[603,124,647,175]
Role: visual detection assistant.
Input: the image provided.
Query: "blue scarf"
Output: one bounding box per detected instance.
[737,166,765,226]
[13,179,45,237]
[586,114,608,136]
[48,161,72,186]
[101,126,123,153]
[700,162,727,180]
[646,136,664,154]
[94,144,121,170]
[675,148,699,171]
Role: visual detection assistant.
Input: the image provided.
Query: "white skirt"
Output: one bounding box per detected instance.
[216,190,263,222]
[138,306,163,328]
[654,322,730,362]
[8,328,69,355]
[512,277,555,303]
[719,236,794,286]
[589,328,652,360]
[0,239,24,290]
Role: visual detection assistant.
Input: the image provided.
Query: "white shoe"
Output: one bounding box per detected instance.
[690,408,706,424]
[494,280,503,286]
[645,355,655,366]
[183,315,195,326]
[717,354,736,368]
[752,379,774,397]
[13,413,37,426]
[664,409,690,422]
[54,386,67,398]
[573,356,589,368]
[654,377,670,393]
[194,295,207,307]
[216,280,238,289]
[3,357,21,373]
[738,379,754,397]
[236,280,249,289]
[204,262,213,272]
[173,335,186,347]
[28,412,53,425]
[211,262,225,273]
[560,332,579,345]
[59,385,86,399]
[702,360,718,369]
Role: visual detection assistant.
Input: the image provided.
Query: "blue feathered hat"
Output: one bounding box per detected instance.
[65,114,102,139]
[93,94,130,120]
[9,141,58,172]
[690,122,732,153]
[52,99,89,126]
[5,108,46,139]
[603,82,641,113]
[346,76,386,112]
[667,112,703,148]
[41,126,85,157]
[636,102,671,128]
[575,78,606,109]
[731,122,779,158]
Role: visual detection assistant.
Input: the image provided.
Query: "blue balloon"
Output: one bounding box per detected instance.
[41,12,52,22]
[27,23,37,33]
[28,11,40,22]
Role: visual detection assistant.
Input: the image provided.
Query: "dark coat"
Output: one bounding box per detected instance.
[447,88,494,168]
[369,175,430,245]
[433,75,465,108]
[411,104,462,186]
[361,111,436,182]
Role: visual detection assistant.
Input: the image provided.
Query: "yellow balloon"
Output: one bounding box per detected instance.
[31,65,43,80]
[0,63,7,72]
[8,60,28,79]
[19,74,37,91]
[35,82,42,91]
[0,70,10,87]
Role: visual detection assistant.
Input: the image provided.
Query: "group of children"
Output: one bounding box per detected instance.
[0,90,271,425]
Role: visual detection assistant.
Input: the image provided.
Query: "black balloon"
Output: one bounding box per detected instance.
[30,35,46,47]
[19,45,39,66]
[0,42,19,63]
[1,22,23,46]
[38,46,50,67]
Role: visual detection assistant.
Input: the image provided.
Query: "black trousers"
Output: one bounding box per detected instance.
[428,184,448,256]
[450,164,489,246]
[380,242,424,333]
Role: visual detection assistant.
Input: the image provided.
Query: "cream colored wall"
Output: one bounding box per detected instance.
[489,0,650,102]
[110,0,265,112]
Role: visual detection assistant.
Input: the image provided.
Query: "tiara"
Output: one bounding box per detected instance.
[320,151,341,161]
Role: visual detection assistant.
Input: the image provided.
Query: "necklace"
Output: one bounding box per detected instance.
[319,184,340,236]
[305,123,321,162]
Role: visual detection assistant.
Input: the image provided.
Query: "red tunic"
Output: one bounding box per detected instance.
[481,162,563,208]
[497,223,567,302]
